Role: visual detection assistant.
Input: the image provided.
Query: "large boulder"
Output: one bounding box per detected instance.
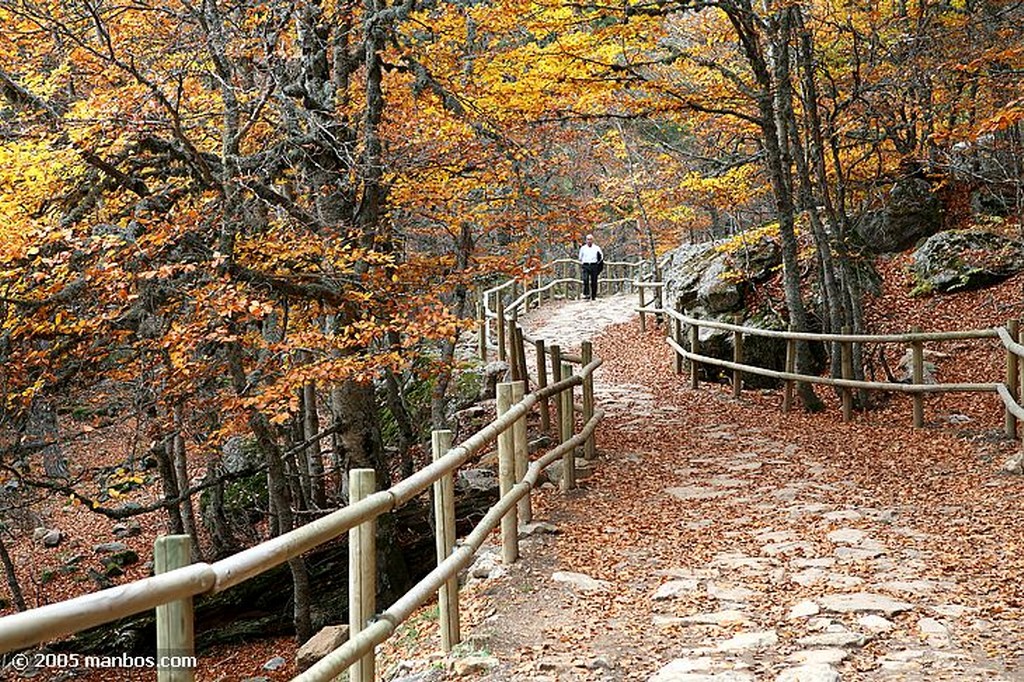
[854,177,943,253]
[686,306,792,389]
[659,240,721,311]
[909,230,1024,293]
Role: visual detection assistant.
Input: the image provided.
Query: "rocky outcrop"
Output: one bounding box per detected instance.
[909,229,1024,293]
[854,177,944,253]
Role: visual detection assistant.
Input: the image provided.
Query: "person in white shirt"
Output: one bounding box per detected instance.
[578,234,604,300]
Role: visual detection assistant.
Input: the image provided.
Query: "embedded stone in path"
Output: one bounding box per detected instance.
[822,510,862,522]
[834,545,886,562]
[709,476,749,488]
[716,630,779,652]
[552,571,610,592]
[774,664,840,682]
[796,631,866,648]
[648,658,754,682]
[819,592,913,616]
[711,552,779,573]
[667,486,729,501]
[681,610,752,627]
[826,528,867,545]
[791,568,826,587]
[918,617,951,647]
[707,582,758,603]
[857,614,894,632]
[653,579,701,600]
[788,600,820,619]
[762,540,817,557]
[787,649,849,665]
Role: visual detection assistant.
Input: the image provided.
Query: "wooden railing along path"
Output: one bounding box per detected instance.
[636,280,1024,438]
[0,264,624,682]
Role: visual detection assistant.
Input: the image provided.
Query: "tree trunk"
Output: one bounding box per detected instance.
[302,380,327,508]
[730,3,822,410]
[171,406,202,561]
[0,529,27,611]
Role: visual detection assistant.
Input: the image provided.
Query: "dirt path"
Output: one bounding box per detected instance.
[386,294,1024,682]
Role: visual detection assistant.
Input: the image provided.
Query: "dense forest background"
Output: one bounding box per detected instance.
[1,0,1023,647]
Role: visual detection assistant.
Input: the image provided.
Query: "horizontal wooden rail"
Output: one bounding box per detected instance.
[997,384,1024,421]
[666,336,999,394]
[295,410,603,682]
[660,305,999,343]
[997,326,1024,359]
[0,360,600,657]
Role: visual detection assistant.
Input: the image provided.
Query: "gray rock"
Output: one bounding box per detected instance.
[716,630,778,652]
[681,610,751,626]
[391,670,443,682]
[457,469,498,492]
[452,654,498,676]
[467,551,505,580]
[774,664,840,682]
[262,656,287,671]
[93,542,128,554]
[819,592,913,616]
[545,457,594,484]
[479,362,509,400]
[910,229,1024,293]
[519,522,559,538]
[112,521,142,539]
[552,571,609,592]
[649,657,754,681]
[697,256,742,313]
[855,176,943,253]
[787,649,849,665]
[796,631,866,648]
[653,579,701,600]
[788,600,820,619]
[707,582,757,603]
[857,614,894,631]
[41,529,63,547]
[297,624,349,671]
[221,436,260,474]
[826,529,866,545]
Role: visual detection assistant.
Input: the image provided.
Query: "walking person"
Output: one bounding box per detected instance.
[578,234,604,300]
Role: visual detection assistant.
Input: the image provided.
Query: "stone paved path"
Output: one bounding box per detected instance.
[427,296,1024,682]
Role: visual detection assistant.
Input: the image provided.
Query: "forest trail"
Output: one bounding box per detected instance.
[412,294,1024,682]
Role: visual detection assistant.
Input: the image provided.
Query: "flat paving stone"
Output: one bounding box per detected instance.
[819,592,914,616]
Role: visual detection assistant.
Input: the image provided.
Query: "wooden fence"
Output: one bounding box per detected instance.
[479,257,652,362]
[0,285,606,681]
[637,282,1024,436]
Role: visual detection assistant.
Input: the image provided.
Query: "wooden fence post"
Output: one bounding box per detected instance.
[560,363,576,492]
[639,284,647,332]
[431,430,459,651]
[841,326,853,423]
[535,339,551,433]
[515,325,530,392]
[477,301,487,362]
[496,297,506,363]
[1019,322,1024,443]
[689,323,700,390]
[551,344,563,440]
[732,316,744,399]
[155,535,195,682]
[783,331,795,413]
[1006,319,1020,439]
[496,383,519,563]
[674,298,684,375]
[581,341,596,460]
[911,326,924,428]
[349,468,376,682]
[511,381,531,524]
[508,320,521,382]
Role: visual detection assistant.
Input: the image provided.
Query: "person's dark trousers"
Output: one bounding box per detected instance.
[581,263,599,300]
